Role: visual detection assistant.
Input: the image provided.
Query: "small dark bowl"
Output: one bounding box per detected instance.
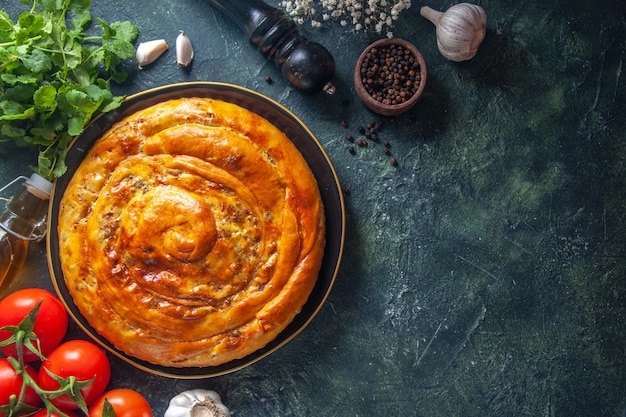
[354,38,427,116]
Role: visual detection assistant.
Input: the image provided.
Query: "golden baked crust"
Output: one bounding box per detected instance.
[58,97,325,368]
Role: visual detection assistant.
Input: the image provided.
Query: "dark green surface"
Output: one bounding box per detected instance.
[1,0,625,416]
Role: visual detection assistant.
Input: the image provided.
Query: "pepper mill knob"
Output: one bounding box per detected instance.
[207,0,336,94]
[280,40,336,94]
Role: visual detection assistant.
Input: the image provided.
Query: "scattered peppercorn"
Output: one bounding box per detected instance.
[359,44,421,106]
[341,120,349,128]
[343,118,399,168]
[264,75,273,84]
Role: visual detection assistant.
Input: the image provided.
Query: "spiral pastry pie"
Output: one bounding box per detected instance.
[57,97,325,367]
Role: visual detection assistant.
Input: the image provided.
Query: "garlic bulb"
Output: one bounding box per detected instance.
[164,389,230,417]
[176,31,194,67]
[136,39,169,69]
[420,3,487,62]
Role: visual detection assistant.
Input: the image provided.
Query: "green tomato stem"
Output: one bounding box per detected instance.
[1,311,93,417]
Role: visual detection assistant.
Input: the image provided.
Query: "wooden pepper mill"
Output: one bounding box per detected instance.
[207,0,336,94]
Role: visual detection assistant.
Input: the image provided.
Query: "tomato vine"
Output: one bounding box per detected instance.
[0,299,110,417]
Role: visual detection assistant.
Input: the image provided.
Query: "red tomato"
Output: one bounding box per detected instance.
[0,358,41,415]
[31,409,79,417]
[38,340,111,410]
[0,288,68,362]
[88,389,153,417]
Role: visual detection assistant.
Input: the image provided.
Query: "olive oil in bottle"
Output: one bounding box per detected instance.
[0,174,51,294]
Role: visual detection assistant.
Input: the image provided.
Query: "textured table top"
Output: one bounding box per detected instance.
[1,0,625,416]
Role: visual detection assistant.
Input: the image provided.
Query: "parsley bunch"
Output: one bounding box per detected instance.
[0,0,138,180]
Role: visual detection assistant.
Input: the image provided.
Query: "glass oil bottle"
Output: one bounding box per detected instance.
[0,173,52,295]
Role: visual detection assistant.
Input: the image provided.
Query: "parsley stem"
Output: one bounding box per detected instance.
[57,0,72,25]
[0,34,44,48]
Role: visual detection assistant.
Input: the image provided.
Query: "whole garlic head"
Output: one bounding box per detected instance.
[420,3,487,62]
[164,389,231,417]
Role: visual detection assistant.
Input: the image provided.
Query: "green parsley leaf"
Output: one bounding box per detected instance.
[33,85,58,116]
[0,0,138,180]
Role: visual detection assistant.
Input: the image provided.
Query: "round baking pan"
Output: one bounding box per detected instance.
[47,82,345,379]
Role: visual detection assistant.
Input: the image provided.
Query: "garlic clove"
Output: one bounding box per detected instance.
[136,39,169,69]
[421,3,487,62]
[176,31,194,67]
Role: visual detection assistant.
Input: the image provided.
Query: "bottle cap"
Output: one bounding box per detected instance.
[25,173,53,199]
